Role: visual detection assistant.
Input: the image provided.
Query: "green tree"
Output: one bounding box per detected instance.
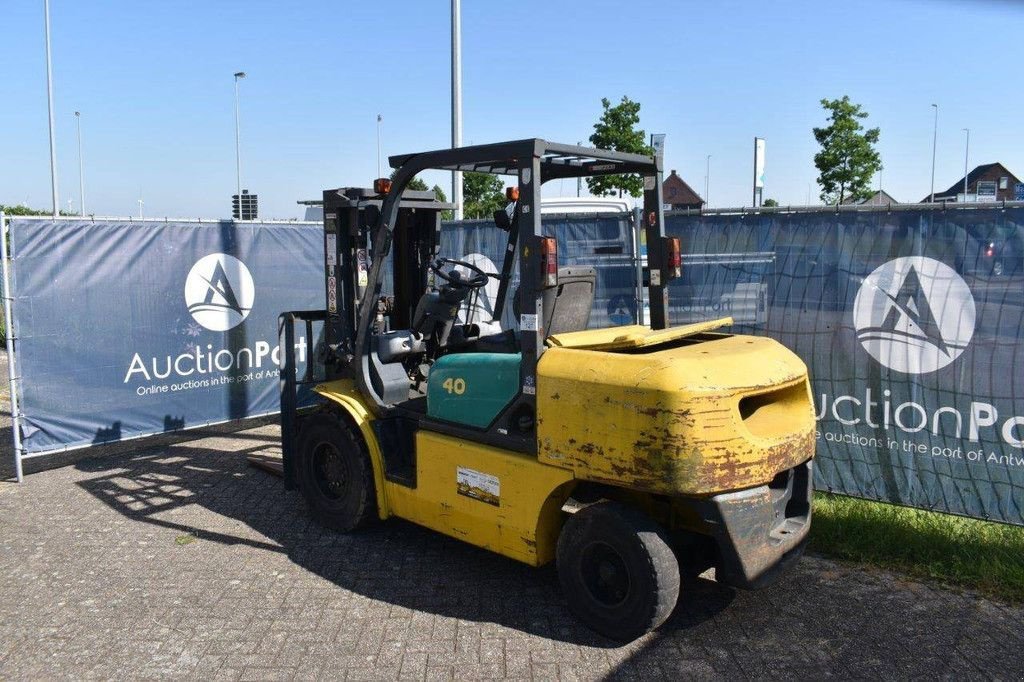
[389,169,429,191]
[762,198,779,207]
[431,184,453,220]
[587,96,653,198]
[388,171,453,219]
[813,96,882,205]
[462,172,505,219]
[0,204,72,216]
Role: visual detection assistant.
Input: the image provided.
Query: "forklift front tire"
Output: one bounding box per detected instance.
[296,411,377,532]
[556,502,680,642]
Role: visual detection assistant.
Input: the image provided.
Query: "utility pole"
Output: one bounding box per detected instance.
[44,0,59,217]
[451,0,463,220]
[234,71,246,198]
[962,128,970,201]
[576,141,582,197]
[705,155,711,207]
[752,138,765,208]
[376,114,383,179]
[929,104,938,202]
[75,111,85,215]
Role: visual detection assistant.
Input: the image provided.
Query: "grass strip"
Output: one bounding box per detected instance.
[809,492,1024,603]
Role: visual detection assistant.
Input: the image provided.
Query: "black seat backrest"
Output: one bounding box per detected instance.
[543,266,596,336]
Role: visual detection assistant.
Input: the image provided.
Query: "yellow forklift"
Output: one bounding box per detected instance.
[279,139,815,641]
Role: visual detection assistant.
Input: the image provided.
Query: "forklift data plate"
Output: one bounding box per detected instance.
[545,317,734,351]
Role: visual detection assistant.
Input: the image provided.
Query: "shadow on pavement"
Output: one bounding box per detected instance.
[0,415,277,482]
[73,440,734,648]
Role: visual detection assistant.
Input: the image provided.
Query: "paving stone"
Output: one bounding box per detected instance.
[1,396,1023,680]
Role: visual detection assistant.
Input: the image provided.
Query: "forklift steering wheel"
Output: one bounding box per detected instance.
[430,258,490,289]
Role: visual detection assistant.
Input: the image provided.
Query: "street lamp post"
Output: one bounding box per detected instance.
[705,155,711,208]
[962,128,970,201]
[451,0,463,220]
[929,104,938,203]
[44,0,59,217]
[75,111,85,216]
[234,71,246,198]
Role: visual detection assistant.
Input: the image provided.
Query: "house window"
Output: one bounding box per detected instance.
[1000,176,1009,190]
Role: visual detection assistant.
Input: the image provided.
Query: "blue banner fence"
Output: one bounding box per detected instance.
[3,205,1023,525]
[1,216,324,481]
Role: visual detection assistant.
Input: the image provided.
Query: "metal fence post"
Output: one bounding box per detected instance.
[0,213,24,482]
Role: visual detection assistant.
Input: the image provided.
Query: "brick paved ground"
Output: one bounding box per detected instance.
[1,375,1023,678]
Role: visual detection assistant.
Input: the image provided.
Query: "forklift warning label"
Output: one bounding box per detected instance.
[456,467,500,506]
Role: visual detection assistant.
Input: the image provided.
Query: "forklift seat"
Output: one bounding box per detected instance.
[475,266,596,352]
[544,266,597,336]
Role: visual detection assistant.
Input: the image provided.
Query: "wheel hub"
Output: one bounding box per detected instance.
[581,542,631,607]
[312,442,347,500]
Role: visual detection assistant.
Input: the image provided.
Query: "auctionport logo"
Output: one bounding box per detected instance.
[184,253,255,331]
[853,256,975,374]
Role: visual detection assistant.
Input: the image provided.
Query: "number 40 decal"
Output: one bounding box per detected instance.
[442,377,467,395]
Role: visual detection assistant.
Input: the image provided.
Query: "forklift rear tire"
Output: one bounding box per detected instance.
[557,502,680,642]
[296,411,377,532]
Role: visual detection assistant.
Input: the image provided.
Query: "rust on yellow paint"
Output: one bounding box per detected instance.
[386,431,575,566]
[546,317,733,350]
[536,333,815,495]
[313,379,392,520]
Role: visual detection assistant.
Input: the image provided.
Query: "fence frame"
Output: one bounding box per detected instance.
[1,215,321,482]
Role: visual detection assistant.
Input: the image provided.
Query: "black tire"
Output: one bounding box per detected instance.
[296,410,376,532]
[557,502,680,641]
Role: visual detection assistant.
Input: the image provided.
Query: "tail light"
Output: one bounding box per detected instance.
[540,236,558,288]
[665,237,682,279]
[373,178,392,194]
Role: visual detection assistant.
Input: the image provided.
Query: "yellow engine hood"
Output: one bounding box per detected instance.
[546,317,733,351]
[536,332,815,495]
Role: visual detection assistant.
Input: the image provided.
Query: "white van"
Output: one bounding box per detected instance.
[540,196,635,215]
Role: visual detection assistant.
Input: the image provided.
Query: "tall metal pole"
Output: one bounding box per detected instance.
[962,128,970,201]
[44,0,59,217]
[234,71,246,198]
[705,155,711,207]
[75,111,85,215]
[929,104,938,202]
[576,141,582,197]
[451,0,463,220]
[752,139,757,208]
[376,114,383,179]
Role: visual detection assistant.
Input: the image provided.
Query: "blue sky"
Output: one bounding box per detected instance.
[1,0,1021,219]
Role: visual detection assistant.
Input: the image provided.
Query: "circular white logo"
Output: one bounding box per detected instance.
[184,253,255,331]
[852,256,975,374]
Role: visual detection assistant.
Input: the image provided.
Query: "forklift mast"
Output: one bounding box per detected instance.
[319,187,453,378]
